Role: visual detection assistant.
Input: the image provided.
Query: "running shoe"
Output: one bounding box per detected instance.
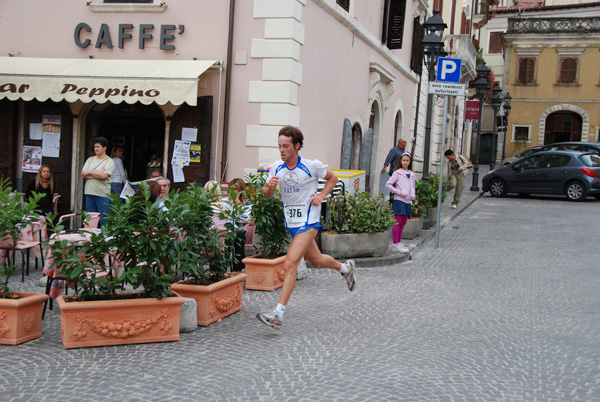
[343,260,356,291]
[256,311,282,330]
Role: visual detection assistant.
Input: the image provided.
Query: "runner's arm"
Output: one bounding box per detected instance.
[310,169,337,206]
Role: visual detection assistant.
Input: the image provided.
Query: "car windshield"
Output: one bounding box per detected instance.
[579,154,600,167]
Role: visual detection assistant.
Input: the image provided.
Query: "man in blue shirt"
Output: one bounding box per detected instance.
[381,138,407,176]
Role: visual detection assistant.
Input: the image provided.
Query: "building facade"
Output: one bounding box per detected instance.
[0,0,427,214]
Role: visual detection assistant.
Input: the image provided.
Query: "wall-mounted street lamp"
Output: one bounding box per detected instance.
[489,84,503,170]
[501,93,512,161]
[469,63,490,191]
[421,9,447,184]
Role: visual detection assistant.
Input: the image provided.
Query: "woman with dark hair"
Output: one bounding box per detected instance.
[25,164,55,216]
[81,136,115,226]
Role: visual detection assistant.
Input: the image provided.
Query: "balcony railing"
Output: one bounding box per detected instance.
[507,17,600,33]
[443,35,478,83]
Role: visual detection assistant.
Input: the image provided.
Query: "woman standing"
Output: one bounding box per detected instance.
[81,137,115,227]
[25,164,55,216]
[110,146,126,200]
[385,152,416,254]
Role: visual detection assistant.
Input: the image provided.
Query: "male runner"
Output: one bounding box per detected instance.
[256,126,356,330]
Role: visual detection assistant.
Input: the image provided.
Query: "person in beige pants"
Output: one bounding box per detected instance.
[444,149,470,209]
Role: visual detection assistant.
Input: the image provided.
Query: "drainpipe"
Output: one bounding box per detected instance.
[220,0,235,181]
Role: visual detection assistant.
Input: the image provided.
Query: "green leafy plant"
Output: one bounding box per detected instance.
[169,184,240,285]
[0,178,43,298]
[412,180,436,218]
[326,191,395,234]
[429,173,449,204]
[50,182,178,301]
[245,173,290,259]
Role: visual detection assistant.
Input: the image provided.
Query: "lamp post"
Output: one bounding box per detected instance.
[421,9,447,184]
[489,84,503,170]
[469,63,490,191]
[501,93,512,161]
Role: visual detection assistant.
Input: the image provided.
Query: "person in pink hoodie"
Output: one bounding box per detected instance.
[385,152,416,253]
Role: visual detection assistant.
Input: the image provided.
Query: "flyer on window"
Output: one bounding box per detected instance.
[22,145,42,173]
[171,140,191,166]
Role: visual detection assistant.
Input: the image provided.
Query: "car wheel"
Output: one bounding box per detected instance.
[489,178,507,197]
[566,181,587,201]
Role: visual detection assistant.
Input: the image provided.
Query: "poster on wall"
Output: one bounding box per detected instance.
[30,123,43,140]
[42,115,61,134]
[189,144,201,163]
[42,132,60,157]
[181,127,198,142]
[171,140,191,166]
[22,145,42,173]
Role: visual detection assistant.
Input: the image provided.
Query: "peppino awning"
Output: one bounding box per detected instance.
[0,57,217,106]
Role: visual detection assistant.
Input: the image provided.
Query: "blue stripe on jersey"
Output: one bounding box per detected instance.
[296,157,312,178]
[274,163,286,175]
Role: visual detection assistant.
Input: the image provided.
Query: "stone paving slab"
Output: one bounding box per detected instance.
[3,170,600,401]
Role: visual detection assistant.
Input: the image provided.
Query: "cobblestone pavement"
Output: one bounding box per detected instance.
[3,193,600,401]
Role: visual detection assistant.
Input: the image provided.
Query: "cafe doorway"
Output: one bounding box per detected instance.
[86,103,165,182]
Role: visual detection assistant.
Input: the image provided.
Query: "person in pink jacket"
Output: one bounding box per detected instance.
[385,152,416,253]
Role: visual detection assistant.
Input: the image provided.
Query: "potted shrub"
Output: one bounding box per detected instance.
[50,183,184,349]
[321,191,396,258]
[168,185,247,326]
[242,173,291,291]
[401,179,433,239]
[0,178,48,345]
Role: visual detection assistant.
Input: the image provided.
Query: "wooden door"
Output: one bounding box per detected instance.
[0,99,15,184]
[168,96,213,190]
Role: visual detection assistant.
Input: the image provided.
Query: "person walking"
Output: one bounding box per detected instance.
[81,137,115,226]
[444,149,470,209]
[110,146,126,200]
[385,152,416,254]
[256,126,356,330]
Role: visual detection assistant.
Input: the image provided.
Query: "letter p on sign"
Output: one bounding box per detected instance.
[436,58,462,83]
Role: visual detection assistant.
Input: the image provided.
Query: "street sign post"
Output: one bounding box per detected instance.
[429,81,466,96]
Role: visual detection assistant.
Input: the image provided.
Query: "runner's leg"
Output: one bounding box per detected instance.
[278,228,319,306]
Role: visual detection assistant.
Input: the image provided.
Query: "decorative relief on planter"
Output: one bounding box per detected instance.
[72,309,174,342]
[23,311,35,333]
[210,288,242,317]
[251,271,266,284]
[0,311,9,338]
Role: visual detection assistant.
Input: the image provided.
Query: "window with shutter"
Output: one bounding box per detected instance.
[410,17,424,75]
[383,0,407,50]
[559,58,578,84]
[517,57,535,85]
[336,0,350,12]
[488,32,503,54]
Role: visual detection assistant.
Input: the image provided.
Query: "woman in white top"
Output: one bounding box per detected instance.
[81,136,115,226]
[110,146,126,200]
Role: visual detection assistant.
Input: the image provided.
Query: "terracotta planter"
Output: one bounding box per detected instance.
[402,217,423,240]
[0,292,48,346]
[242,254,285,291]
[320,230,390,258]
[56,293,184,349]
[170,272,247,326]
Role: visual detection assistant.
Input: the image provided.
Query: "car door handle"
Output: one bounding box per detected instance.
[560,171,568,175]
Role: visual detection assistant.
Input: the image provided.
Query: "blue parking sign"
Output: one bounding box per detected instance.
[436,58,462,83]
